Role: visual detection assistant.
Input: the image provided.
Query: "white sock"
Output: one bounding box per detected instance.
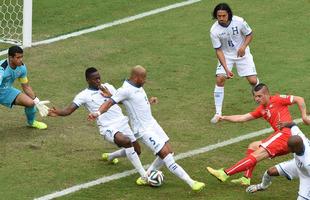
[261,170,272,188]
[125,147,146,177]
[214,85,224,115]
[108,149,126,161]
[163,153,194,187]
[146,156,165,174]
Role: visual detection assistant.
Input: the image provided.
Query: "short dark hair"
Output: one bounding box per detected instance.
[85,67,98,79]
[212,3,233,21]
[253,83,268,93]
[8,45,23,57]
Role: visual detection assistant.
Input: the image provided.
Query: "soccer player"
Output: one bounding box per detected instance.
[48,67,147,181]
[246,125,310,200]
[88,65,205,191]
[210,3,259,123]
[0,45,49,129]
[207,83,310,186]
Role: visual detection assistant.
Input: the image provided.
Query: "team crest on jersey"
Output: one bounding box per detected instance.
[263,109,271,119]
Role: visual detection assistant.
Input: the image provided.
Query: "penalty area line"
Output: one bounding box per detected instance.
[34,118,303,200]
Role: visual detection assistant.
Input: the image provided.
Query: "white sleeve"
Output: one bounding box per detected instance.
[210,31,221,49]
[72,92,86,107]
[111,87,130,104]
[291,126,304,136]
[241,19,252,36]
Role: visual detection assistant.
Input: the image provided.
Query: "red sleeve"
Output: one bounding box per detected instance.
[275,95,293,106]
[250,106,263,119]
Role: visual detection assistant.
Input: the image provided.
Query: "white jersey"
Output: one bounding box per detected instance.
[73,83,128,128]
[277,126,310,199]
[294,134,310,179]
[210,15,252,59]
[111,80,156,134]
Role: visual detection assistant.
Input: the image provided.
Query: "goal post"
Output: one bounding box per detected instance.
[0,0,32,47]
[23,0,32,47]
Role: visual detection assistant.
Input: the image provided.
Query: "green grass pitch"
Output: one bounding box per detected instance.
[0,0,309,199]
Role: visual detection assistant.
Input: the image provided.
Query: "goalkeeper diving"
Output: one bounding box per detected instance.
[0,46,49,129]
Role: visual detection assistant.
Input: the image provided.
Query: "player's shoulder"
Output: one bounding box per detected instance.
[232,15,245,23]
[0,59,8,69]
[210,21,220,32]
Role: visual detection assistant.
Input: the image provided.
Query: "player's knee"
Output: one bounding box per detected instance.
[157,144,171,159]
[216,77,225,87]
[133,142,141,155]
[114,133,132,148]
[267,167,279,176]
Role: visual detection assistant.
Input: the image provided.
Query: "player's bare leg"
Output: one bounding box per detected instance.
[246,167,277,193]
[246,75,259,87]
[211,75,226,124]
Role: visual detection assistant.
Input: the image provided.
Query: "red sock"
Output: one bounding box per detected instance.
[225,154,257,176]
[244,149,255,178]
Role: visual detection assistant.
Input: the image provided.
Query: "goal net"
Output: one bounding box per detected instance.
[0,0,32,47]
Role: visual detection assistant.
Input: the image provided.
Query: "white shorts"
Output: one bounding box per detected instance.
[137,122,170,155]
[98,122,136,145]
[216,53,257,77]
[276,159,310,199]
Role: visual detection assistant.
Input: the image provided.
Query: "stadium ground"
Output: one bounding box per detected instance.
[0,0,309,199]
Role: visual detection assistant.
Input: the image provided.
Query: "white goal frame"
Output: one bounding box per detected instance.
[0,0,32,47]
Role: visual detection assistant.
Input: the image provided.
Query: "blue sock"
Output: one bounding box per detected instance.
[25,106,36,125]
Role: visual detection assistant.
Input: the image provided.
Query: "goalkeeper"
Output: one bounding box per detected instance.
[0,46,49,129]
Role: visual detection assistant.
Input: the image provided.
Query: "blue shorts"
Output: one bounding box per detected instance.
[0,87,21,108]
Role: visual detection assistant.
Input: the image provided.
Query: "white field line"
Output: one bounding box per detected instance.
[34,118,303,200]
[0,0,201,56]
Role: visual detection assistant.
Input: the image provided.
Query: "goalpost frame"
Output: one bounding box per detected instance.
[23,0,32,47]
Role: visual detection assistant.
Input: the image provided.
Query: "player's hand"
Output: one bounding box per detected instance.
[33,97,50,117]
[149,97,158,105]
[237,46,246,57]
[218,115,225,121]
[48,107,59,117]
[225,70,234,79]
[88,112,100,121]
[99,85,112,97]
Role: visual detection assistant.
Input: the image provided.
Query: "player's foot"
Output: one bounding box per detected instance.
[191,181,205,191]
[210,114,220,124]
[102,153,119,164]
[136,177,148,186]
[207,167,229,182]
[29,120,47,130]
[246,182,271,193]
[231,177,251,186]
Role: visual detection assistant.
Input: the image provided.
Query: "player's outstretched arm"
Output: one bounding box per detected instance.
[292,96,310,125]
[88,99,114,120]
[220,113,255,123]
[48,103,78,117]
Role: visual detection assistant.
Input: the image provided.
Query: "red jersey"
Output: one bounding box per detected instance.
[250,95,293,132]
